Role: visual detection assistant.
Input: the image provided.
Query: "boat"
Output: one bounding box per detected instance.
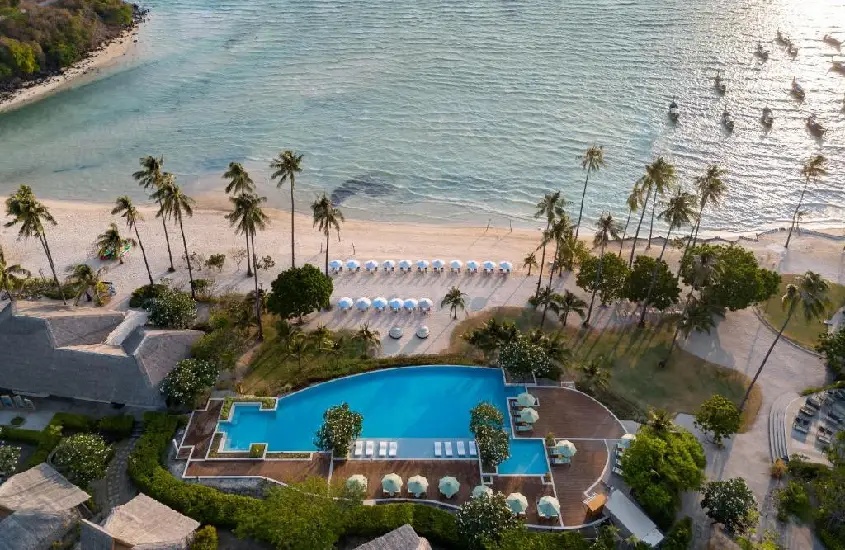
[714,71,726,95]
[761,107,773,128]
[668,97,679,122]
[832,60,845,75]
[823,34,842,48]
[755,42,769,61]
[791,77,805,99]
[806,115,826,137]
[787,42,798,57]
[721,108,735,132]
[776,29,789,45]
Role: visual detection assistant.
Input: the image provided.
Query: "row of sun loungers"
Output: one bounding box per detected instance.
[434,441,477,458]
[0,395,34,410]
[330,259,514,274]
[353,440,398,458]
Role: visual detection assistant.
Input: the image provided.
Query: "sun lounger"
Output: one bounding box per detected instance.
[389,442,398,457]
[12,396,24,408]
[22,399,34,410]
[378,441,387,457]
[806,395,823,409]
[800,405,816,417]
[434,441,442,457]
[445,442,453,457]
[819,433,832,445]
[366,441,375,456]
[793,422,809,434]
[354,440,363,457]
[468,441,477,457]
[551,457,568,465]
[457,441,466,456]
[612,466,623,476]
[0,396,12,408]
[516,424,532,432]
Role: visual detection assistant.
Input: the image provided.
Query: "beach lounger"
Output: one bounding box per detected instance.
[793,422,809,434]
[457,441,466,457]
[12,396,24,408]
[434,441,442,457]
[22,399,34,410]
[516,424,532,432]
[354,440,363,457]
[389,441,398,457]
[612,467,623,476]
[445,442,453,457]
[551,457,567,465]
[0,396,12,408]
[800,405,816,417]
[378,441,387,457]
[468,441,477,457]
[819,433,832,445]
[366,441,375,456]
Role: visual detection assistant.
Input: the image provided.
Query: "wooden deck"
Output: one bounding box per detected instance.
[181,400,224,460]
[548,439,609,526]
[185,453,332,484]
[490,475,557,527]
[514,387,625,440]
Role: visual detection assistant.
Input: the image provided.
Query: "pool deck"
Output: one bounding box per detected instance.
[178,385,625,529]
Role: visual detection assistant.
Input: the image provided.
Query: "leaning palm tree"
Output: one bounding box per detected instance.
[112,196,154,286]
[0,245,30,302]
[95,223,136,266]
[646,407,675,434]
[637,188,697,327]
[578,356,611,393]
[543,215,571,288]
[133,156,175,272]
[645,157,677,249]
[227,193,270,341]
[152,176,197,299]
[66,263,105,306]
[531,286,560,328]
[269,150,303,267]
[689,165,726,250]
[575,145,606,241]
[441,286,468,320]
[619,183,643,258]
[223,162,257,276]
[4,185,66,304]
[740,271,829,410]
[558,290,587,326]
[354,323,382,357]
[785,155,827,249]
[628,175,653,267]
[311,193,344,276]
[534,192,566,296]
[584,213,622,327]
[522,252,538,276]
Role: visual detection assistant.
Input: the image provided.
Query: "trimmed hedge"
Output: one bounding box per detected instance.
[52,412,97,433]
[345,503,459,548]
[97,414,135,441]
[129,283,169,308]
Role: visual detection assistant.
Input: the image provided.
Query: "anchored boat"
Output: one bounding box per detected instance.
[760,107,773,128]
[721,108,735,132]
[791,78,805,99]
[668,97,679,122]
[806,115,826,137]
[714,71,726,95]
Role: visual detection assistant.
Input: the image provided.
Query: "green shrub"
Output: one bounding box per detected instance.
[161,359,220,406]
[9,416,24,426]
[97,415,134,440]
[249,443,266,459]
[787,454,830,480]
[146,288,197,329]
[775,481,812,523]
[51,412,96,433]
[190,525,219,550]
[129,283,168,308]
[191,325,249,370]
[345,504,460,548]
[661,517,693,550]
[0,426,43,445]
[52,433,111,488]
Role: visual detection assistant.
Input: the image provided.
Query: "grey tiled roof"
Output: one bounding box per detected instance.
[0,509,79,550]
[354,524,431,550]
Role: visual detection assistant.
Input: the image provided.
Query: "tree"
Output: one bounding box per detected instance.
[543,215,571,286]
[534,192,566,296]
[145,287,197,329]
[579,213,622,326]
[4,185,65,304]
[555,227,591,273]
[152,177,197,298]
[498,338,555,379]
[95,222,136,265]
[576,253,628,316]
[442,286,468,320]
[226,193,270,340]
[624,256,679,312]
[575,145,605,242]
[628,176,652,267]
[112,196,154,286]
[314,403,363,457]
[619,183,643,257]
[694,395,741,445]
[311,193,344,276]
[266,265,333,321]
[0,245,29,302]
[528,287,559,328]
[133,156,175,272]
[701,478,759,535]
[645,157,677,249]
[576,356,611,393]
[160,358,219,406]
[522,252,537,276]
[690,165,726,250]
[474,424,510,468]
[456,492,522,549]
[190,525,218,550]
[786,155,827,249]
[646,407,676,434]
[353,323,381,357]
[469,402,504,433]
[270,150,303,267]
[52,433,110,488]
[463,319,520,360]
[557,290,587,326]
[0,443,20,479]
[223,162,257,277]
[66,263,106,306]
[817,328,845,379]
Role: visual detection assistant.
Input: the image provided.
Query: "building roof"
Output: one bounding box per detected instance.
[354,524,431,550]
[0,464,89,514]
[81,494,199,548]
[605,489,664,546]
[0,509,79,550]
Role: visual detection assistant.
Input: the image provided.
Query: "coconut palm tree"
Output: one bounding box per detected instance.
[522,252,538,276]
[133,156,175,272]
[311,193,344,276]
[95,223,136,266]
[575,145,606,241]
[534,192,566,296]
[645,157,677,249]
[223,162,257,276]
[152,176,197,299]
[4,185,66,304]
[785,155,827,249]
[628,175,652,267]
[619,183,643,257]
[531,286,560,328]
[441,286,468,319]
[638,188,697,327]
[689,165,726,250]
[0,245,30,302]
[112,196,154,286]
[646,408,675,433]
[66,263,106,306]
[558,290,587,326]
[578,356,611,392]
[226,193,270,341]
[740,271,829,410]
[584,213,622,327]
[354,323,382,357]
[269,150,303,267]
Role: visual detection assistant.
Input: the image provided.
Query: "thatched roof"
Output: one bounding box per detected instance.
[0,509,79,550]
[0,464,88,514]
[355,524,431,550]
[81,494,198,548]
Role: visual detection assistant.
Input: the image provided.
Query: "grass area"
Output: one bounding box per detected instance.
[449,307,762,431]
[761,274,845,349]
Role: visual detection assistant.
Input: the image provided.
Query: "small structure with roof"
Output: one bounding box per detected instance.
[354,524,431,550]
[604,489,664,546]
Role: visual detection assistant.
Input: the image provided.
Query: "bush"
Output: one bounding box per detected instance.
[192,325,250,371]
[9,415,24,426]
[786,454,829,480]
[145,288,197,329]
[97,414,134,441]
[160,359,220,406]
[249,443,266,459]
[193,279,213,301]
[51,412,96,433]
[129,283,168,308]
[455,493,520,549]
[661,517,693,550]
[266,264,333,320]
[314,403,363,458]
[775,480,812,523]
[771,459,788,479]
[0,443,21,478]
[52,433,110,488]
[191,525,219,550]
[205,254,226,272]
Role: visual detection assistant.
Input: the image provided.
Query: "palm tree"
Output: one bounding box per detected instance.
[689,165,726,250]
[785,155,827,249]
[522,252,538,276]
[152,176,197,299]
[740,271,829,410]
[95,223,136,266]
[646,407,675,433]
[311,193,344,276]
[578,356,611,392]
[619,183,643,257]
[0,245,30,302]
[269,150,303,267]
[223,162,257,276]
[531,287,560,328]
[66,263,105,306]
[133,156,175,272]
[645,157,677,249]
[575,145,606,241]
[4,185,66,304]
[558,290,587,326]
[112,196,154,286]
[637,188,697,327]
[441,286,468,319]
[354,323,382,357]
[584,213,622,327]
[627,175,652,267]
[534,192,566,296]
[227,193,270,340]
[286,331,312,371]
[544,215,571,288]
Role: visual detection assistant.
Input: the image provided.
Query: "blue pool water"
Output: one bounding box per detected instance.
[498,439,550,476]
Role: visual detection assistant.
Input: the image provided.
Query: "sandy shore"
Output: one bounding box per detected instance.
[0,29,138,114]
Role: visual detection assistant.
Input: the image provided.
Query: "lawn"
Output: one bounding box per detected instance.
[761,274,845,349]
[449,307,761,431]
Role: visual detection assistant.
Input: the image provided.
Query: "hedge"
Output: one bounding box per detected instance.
[97,414,135,440]
[345,503,460,548]
[52,412,97,433]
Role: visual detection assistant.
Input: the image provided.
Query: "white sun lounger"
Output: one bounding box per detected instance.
[457,441,466,456]
[354,440,363,457]
[378,441,387,457]
[469,441,478,457]
[388,441,398,457]
[365,441,375,456]
[445,442,453,457]
[434,441,442,457]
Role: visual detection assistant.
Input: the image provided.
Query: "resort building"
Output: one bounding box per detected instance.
[604,489,664,546]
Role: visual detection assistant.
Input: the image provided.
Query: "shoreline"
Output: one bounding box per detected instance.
[0,28,139,114]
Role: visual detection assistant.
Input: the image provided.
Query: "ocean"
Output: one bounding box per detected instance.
[0,0,843,233]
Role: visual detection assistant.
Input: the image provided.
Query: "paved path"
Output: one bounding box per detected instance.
[104,426,142,511]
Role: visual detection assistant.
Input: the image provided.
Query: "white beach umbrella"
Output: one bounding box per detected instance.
[346,259,360,270]
[416,259,430,270]
[472,485,493,499]
[620,433,636,448]
[439,476,460,498]
[418,298,433,311]
[329,259,343,270]
[388,298,403,311]
[383,260,396,270]
[518,407,539,425]
[346,475,367,491]
[432,259,445,269]
[382,473,403,494]
[483,260,496,270]
[408,475,429,497]
[399,259,412,270]
[466,260,479,271]
[337,297,354,310]
[538,496,561,518]
[355,297,371,311]
[365,260,379,271]
[506,493,528,515]
[372,297,388,310]
[516,392,538,407]
[499,261,513,271]
[450,260,463,270]
[404,298,419,311]
[553,439,577,458]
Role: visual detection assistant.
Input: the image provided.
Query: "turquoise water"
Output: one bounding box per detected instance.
[1,0,843,231]
[498,439,550,476]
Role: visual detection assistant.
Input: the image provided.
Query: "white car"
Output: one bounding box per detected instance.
[416,326,430,339]
[389,327,403,340]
